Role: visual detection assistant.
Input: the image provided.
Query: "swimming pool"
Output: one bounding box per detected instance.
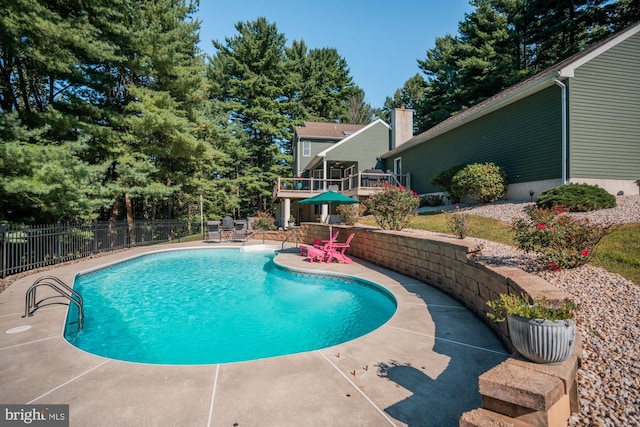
[64,248,396,365]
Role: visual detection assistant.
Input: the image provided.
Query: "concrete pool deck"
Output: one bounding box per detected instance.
[0,241,509,426]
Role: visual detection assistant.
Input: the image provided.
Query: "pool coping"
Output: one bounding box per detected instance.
[0,240,508,426]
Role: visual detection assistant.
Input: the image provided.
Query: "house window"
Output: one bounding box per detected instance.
[302,141,311,157]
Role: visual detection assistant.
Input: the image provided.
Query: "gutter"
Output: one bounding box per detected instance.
[553,76,568,185]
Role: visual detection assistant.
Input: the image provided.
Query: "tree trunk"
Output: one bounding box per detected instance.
[125,192,134,245]
[15,61,31,114]
[109,198,119,248]
[152,197,157,222]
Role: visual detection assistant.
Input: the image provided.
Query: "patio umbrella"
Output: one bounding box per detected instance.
[299,190,359,238]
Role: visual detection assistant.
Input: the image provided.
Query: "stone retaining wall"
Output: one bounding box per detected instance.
[300,223,581,427]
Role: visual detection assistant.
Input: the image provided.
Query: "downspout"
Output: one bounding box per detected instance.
[554,77,568,184]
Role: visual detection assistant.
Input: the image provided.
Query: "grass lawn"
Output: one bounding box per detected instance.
[591,223,640,285]
[359,213,640,285]
[359,212,515,245]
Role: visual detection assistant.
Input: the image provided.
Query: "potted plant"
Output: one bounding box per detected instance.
[288,215,296,227]
[487,293,579,364]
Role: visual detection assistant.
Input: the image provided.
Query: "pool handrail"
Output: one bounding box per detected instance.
[24,275,84,330]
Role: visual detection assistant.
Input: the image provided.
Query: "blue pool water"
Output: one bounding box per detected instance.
[64,249,396,365]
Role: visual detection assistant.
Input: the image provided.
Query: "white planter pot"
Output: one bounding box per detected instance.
[507,315,576,364]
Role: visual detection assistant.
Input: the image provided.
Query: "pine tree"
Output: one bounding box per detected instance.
[76,0,208,227]
[455,0,524,105]
[122,0,210,223]
[417,34,464,129]
[0,113,108,223]
[411,0,635,130]
[383,73,427,133]
[0,0,121,222]
[525,0,611,70]
[0,0,211,226]
[343,89,376,125]
[208,17,295,216]
[286,43,359,122]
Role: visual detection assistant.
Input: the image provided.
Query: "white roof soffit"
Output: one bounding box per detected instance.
[305,154,325,171]
[317,118,389,157]
[303,119,389,172]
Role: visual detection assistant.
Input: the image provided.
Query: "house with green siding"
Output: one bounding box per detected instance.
[274,22,639,225]
[275,119,402,226]
[380,21,640,201]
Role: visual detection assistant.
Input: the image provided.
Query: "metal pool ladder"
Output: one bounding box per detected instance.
[24,275,84,330]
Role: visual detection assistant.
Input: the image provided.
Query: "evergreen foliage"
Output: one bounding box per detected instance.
[407,0,639,131]
[345,89,377,124]
[0,1,635,224]
[0,113,108,223]
[450,162,508,203]
[208,17,295,218]
[536,183,617,212]
[286,41,360,122]
[0,0,210,226]
[382,73,428,133]
[430,163,468,203]
[207,17,362,217]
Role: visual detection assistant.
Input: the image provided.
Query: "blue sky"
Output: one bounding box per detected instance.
[195,1,474,108]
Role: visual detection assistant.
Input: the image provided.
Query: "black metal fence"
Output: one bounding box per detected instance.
[1,220,199,278]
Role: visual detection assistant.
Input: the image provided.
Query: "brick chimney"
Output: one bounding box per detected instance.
[391,104,413,149]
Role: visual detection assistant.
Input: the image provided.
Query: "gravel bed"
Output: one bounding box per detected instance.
[422,195,640,226]
[418,195,640,426]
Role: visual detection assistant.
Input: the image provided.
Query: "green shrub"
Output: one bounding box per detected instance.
[252,212,276,230]
[419,194,444,207]
[512,207,613,269]
[62,228,93,244]
[336,204,361,225]
[365,185,420,231]
[430,163,467,203]
[450,162,507,203]
[445,207,471,239]
[536,183,616,212]
[487,293,579,322]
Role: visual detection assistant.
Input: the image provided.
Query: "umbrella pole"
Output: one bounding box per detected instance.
[322,204,329,224]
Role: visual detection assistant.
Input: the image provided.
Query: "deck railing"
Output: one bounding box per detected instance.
[0,220,197,278]
[276,172,409,195]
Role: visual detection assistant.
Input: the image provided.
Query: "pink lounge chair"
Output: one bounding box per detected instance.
[300,245,326,262]
[325,233,355,264]
[314,230,339,249]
